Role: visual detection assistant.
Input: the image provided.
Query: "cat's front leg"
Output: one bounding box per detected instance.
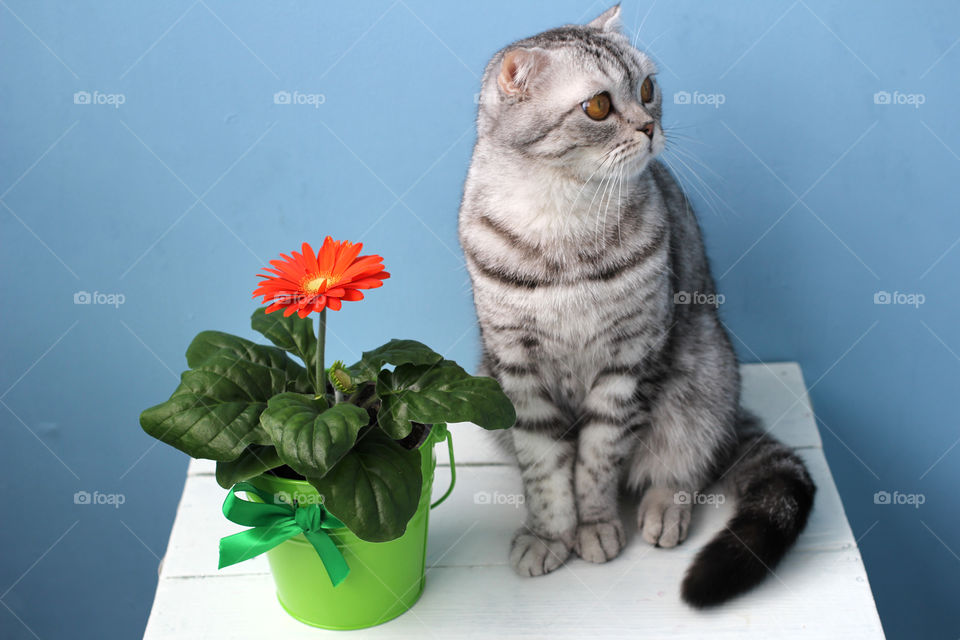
[572,373,643,563]
[629,340,737,548]
[574,424,630,563]
[510,427,577,577]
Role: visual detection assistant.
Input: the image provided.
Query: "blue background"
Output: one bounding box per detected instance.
[2,1,958,638]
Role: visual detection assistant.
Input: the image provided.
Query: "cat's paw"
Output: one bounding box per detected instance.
[509,528,572,577]
[638,487,692,548]
[574,519,626,563]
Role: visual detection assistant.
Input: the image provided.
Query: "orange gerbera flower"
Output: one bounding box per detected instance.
[253,238,390,317]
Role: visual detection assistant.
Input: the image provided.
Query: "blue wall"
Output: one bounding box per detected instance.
[2,2,957,638]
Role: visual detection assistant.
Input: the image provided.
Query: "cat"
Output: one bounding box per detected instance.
[458,5,815,607]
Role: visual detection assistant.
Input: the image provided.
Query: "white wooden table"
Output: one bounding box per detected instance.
[144,363,885,638]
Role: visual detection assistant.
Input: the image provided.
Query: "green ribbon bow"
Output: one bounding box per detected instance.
[218,481,350,587]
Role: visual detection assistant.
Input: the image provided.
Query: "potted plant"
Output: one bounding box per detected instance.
[140,237,515,629]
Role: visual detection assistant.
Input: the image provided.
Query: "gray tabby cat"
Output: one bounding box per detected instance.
[458,5,815,607]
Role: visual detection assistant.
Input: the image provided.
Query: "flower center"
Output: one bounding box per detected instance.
[303,273,338,294]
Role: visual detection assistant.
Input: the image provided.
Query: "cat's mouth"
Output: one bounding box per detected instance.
[614,137,659,175]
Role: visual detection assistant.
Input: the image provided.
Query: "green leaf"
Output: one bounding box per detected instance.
[186,330,309,387]
[376,361,516,439]
[307,427,422,542]
[347,339,443,384]
[177,352,305,400]
[250,307,318,380]
[140,333,311,460]
[215,445,283,488]
[260,393,369,478]
[140,393,270,461]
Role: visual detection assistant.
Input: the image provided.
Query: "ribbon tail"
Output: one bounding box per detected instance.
[304,530,350,587]
[218,523,298,569]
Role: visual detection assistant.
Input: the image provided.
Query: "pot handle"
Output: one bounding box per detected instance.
[430,429,456,509]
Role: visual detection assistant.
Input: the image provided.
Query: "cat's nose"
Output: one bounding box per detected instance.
[637,121,655,139]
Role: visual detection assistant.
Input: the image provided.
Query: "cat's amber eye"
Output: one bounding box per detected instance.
[581,92,612,120]
[640,76,654,103]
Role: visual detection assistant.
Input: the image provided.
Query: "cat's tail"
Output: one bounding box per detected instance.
[680,415,816,608]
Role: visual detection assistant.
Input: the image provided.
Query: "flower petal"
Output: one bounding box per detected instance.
[340,289,364,301]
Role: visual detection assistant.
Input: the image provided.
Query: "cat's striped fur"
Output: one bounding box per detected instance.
[458,6,815,607]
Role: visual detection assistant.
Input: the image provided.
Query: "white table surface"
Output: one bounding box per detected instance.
[144,362,886,639]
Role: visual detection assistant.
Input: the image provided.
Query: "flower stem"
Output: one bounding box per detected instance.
[316,308,326,397]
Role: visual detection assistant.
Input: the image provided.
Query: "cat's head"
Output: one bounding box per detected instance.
[477,5,663,179]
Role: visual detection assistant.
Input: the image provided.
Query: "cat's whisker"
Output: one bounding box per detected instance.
[663,133,710,149]
[633,0,659,49]
[668,150,739,219]
[638,27,670,55]
[582,147,622,240]
[661,153,721,220]
[617,164,625,248]
[604,162,625,250]
[601,169,615,250]
[664,149,736,219]
[662,123,711,143]
[566,146,619,226]
[660,152,708,207]
[659,153,712,216]
[592,164,617,246]
[597,155,623,246]
[668,150,728,212]
[594,171,616,248]
[668,144,724,182]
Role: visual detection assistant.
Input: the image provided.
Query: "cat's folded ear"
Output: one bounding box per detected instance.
[588,4,623,33]
[497,48,550,97]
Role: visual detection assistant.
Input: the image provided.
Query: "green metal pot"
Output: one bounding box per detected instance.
[247,426,453,630]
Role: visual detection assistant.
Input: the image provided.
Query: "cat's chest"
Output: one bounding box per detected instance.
[478,276,670,351]
[493,184,613,244]
[519,283,619,333]
[466,171,672,354]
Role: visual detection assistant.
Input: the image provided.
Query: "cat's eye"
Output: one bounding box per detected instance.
[581,92,612,120]
[640,76,654,103]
